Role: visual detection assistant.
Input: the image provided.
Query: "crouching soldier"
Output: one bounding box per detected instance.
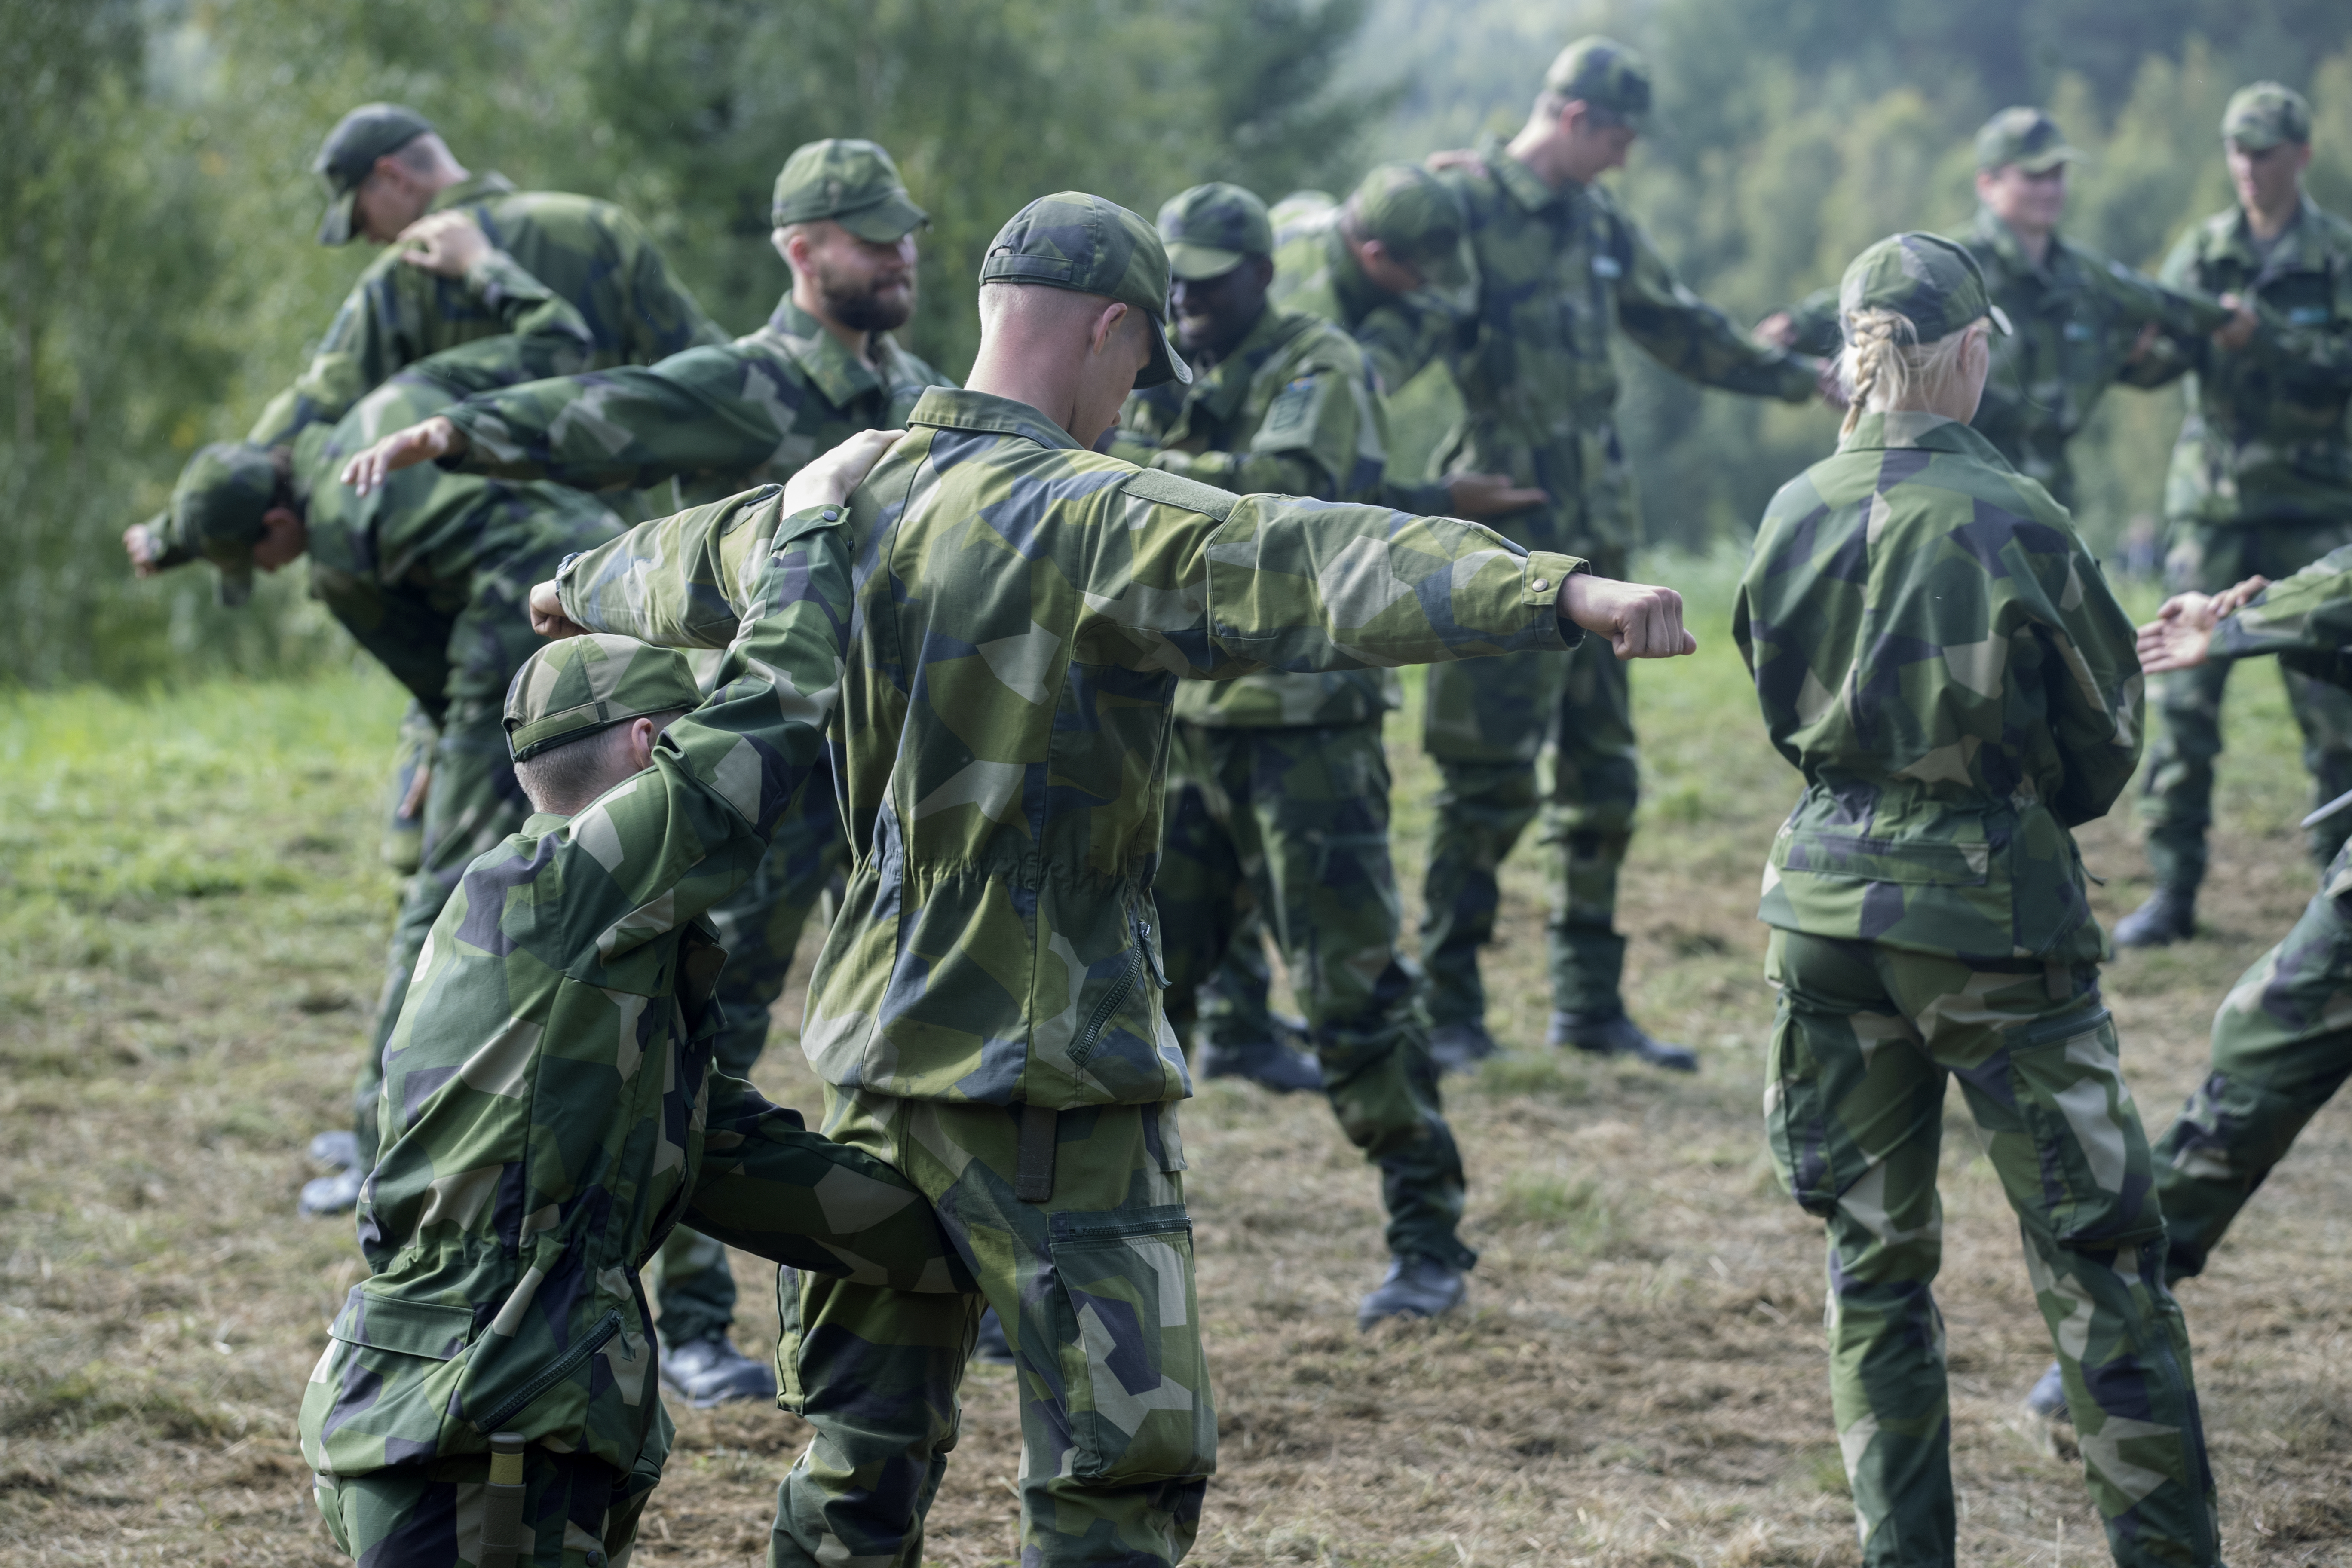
[298,432,971,1565]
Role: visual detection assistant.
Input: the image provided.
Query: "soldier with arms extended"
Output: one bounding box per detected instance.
[1737,234,2218,1568]
[1418,37,1826,1072]
[2109,83,2352,947]
[344,138,953,1406]
[301,438,973,1567]
[1760,106,2235,513]
[1112,181,1502,1326]
[547,190,1697,1568]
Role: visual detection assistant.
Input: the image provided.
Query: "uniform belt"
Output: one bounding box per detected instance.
[478,1431,527,1568]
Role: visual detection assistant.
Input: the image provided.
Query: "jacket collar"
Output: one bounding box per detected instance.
[761,293,912,411]
[1475,132,1566,215]
[429,172,518,212]
[2219,193,2323,276]
[1177,306,1317,425]
[1971,205,2071,287]
[1836,410,2013,469]
[906,387,1081,450]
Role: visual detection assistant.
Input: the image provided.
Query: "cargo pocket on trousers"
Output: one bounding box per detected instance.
[774,1266,805,1415]
[1764,1009,1844,1218]
[1047,1206,1217,1484]
[2004,1005,2162,1247]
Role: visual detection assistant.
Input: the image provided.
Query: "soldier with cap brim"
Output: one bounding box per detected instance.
[337,136,956,1409]
[1112,180,1500,1329]
[1412,36,1831,1077]
[299,438,976,1568]
[1735,233,2221,1568]
[2106,81,2352,951]
[540,188,1701,1568]
[1762,106,2238,514]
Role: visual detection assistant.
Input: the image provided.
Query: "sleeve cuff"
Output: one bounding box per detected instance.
[1525,550,1588,647]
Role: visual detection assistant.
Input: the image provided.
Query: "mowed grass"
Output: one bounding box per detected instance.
[3,554,2349,1565]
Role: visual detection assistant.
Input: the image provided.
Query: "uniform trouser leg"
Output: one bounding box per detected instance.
[1196,913,1282,1050]
[1541,625,1642,1017]
[353,702,530,1167]
[379,700,438,876]
[771,1091,1213,1568]
[315,1443,653,1567]
[1764,931,2218,1568]
[1419,647,1568,1030]
[652,775,849,1350]
[2155,840,2352,1281]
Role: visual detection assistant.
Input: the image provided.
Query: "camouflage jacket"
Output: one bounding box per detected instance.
[250,173,723,451]
[300,496,967,1484]
[2210,541,2352,689]
[2131,194,2352,529]
[1780,208,2230,509]
[558,386,1587,1110]
[438,294,953,510]
[1268,196,1462,406]
[1733,412,2143,962]
[1433,134,1819,556]
[285,255,625,720]
[1115,303,1396,728]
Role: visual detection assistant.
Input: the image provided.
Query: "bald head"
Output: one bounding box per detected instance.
[968,282,1158,450]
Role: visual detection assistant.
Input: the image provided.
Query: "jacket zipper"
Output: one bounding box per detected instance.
[1136,915,1169,989]
[1071,948,1144,1068]
[478,1308,624,1432]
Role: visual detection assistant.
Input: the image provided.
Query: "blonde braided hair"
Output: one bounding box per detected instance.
[1838,307,1986,438]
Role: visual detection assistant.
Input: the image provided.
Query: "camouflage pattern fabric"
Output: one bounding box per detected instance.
[1156,720,1469,1265]
[770,138,928,240]
[2223,81,2312,150]
[300,493,970,1519]
[1267,192,1461,418]
[1778,208,2232,510]
[313,1441,655,1568]
[1764,930,2218,1568]
[379,701,439,875]
[1540,36,1652,123]
[1975,106,2082,173]
[250,172,723,451]
[1732,412,2144,964]
[1156,181,1275,281]
[772,1089,1210,1568]
[440,292,952,511]
[1417,133,1821,1028]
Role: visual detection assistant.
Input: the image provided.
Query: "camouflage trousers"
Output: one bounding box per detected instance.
[2154,838,2352,1282]
[1421,592,1640,1028]
[1157,719,1471,1267]
[378,700,438,876]
[2141,519,2352,891]
[1764,930,2218,1568]
[314,1442,655,1568]
[771,1088,1213,1568]
[651,773,851,1351]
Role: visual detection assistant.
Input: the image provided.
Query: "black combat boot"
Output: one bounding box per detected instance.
[1357,1254,1467,1329]
[1549,1009,1698,1072]
[2113,886,2195,948]
[1424,1020,1499,1074]
[660,1333,776,1408]
[1199,1036,1323,1093]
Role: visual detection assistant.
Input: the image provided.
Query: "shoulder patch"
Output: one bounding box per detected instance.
[1121,466,1240,521]
[1262,375,1322,435]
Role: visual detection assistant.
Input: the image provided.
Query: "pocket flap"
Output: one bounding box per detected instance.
[1778,829,1990,886]
[329,1288,475,1361]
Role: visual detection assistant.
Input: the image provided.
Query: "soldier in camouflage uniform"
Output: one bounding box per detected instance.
[343,138,954,1405]
[1418,37,1825,1071]
[2110,83,2352,947]
[554,190,1698,1568]
[1736,233,2218,1568]
[1763,107,2233,513]
[1113,181,1478,1326]
[301,460,973,1567]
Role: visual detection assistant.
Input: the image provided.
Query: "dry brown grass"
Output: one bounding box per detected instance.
[3,561,2347,1566]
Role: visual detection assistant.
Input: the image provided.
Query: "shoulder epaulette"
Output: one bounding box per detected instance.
[1121,467,1240,522]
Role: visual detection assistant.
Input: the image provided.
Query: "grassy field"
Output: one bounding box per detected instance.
[2,551,2346,1566]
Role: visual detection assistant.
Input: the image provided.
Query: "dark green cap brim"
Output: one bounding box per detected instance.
[832,191,931,244]
[1138,314,1189,389]
[1166,242,1247,281]
[316,187,359,247]
[2225,126,2291,151]
[2003,145,2080,174]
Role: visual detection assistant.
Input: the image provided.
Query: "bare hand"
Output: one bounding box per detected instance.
[2135,590,2228,674]
[2211,293,2259,353]
[2124,320,2162,364]
[1424,148,1487,177]
[397,762,432,821]
[397,211,490,278]
[529,579,590,639]
[123,523,164,577]
[2211,573,2270,616]
[1753,311,1798,349]
[782,428,906,514]
[342,415,465,495]
[1559,574,1698,660]
[1446,472,1549,520]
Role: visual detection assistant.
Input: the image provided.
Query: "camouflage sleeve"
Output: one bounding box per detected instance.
[608,206,730,360]
[2211,547,2352,683]
[1777,287,1844,360]
[552,485,790,647]
[2113,230,2207,391]
[440,346,785,493]
[1615,214,1822,402]
[1141,363,1379,502]
[2027,534,2145,827]
[1355,290,1461,398]
[384,250,599,398]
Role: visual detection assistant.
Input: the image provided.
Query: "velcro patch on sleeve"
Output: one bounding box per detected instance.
[1121,467,1240,521]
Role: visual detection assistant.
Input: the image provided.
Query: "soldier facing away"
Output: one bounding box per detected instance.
[343,137,956,1407]
[1415,36,1828,1073]
[1736,233,2218,1568]
[547,190,1698,1568]
[2110,82,2352,948]
[301,442,973,1567]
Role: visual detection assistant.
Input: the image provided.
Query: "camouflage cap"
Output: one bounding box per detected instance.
[1838,232,2015,345]
[979,191,1191,388]
[503,634,702,763]
[312,103,435,246]
[1157,182,1273,281]
[1347,162,1470,289]
[156,442,283,607]
[771,139,929,244]
[2223,82,2312,150]
[1975,107,2080,173]
[1540,36,1652,125]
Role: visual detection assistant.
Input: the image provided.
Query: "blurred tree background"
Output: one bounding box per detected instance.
[4,0,2351,686]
